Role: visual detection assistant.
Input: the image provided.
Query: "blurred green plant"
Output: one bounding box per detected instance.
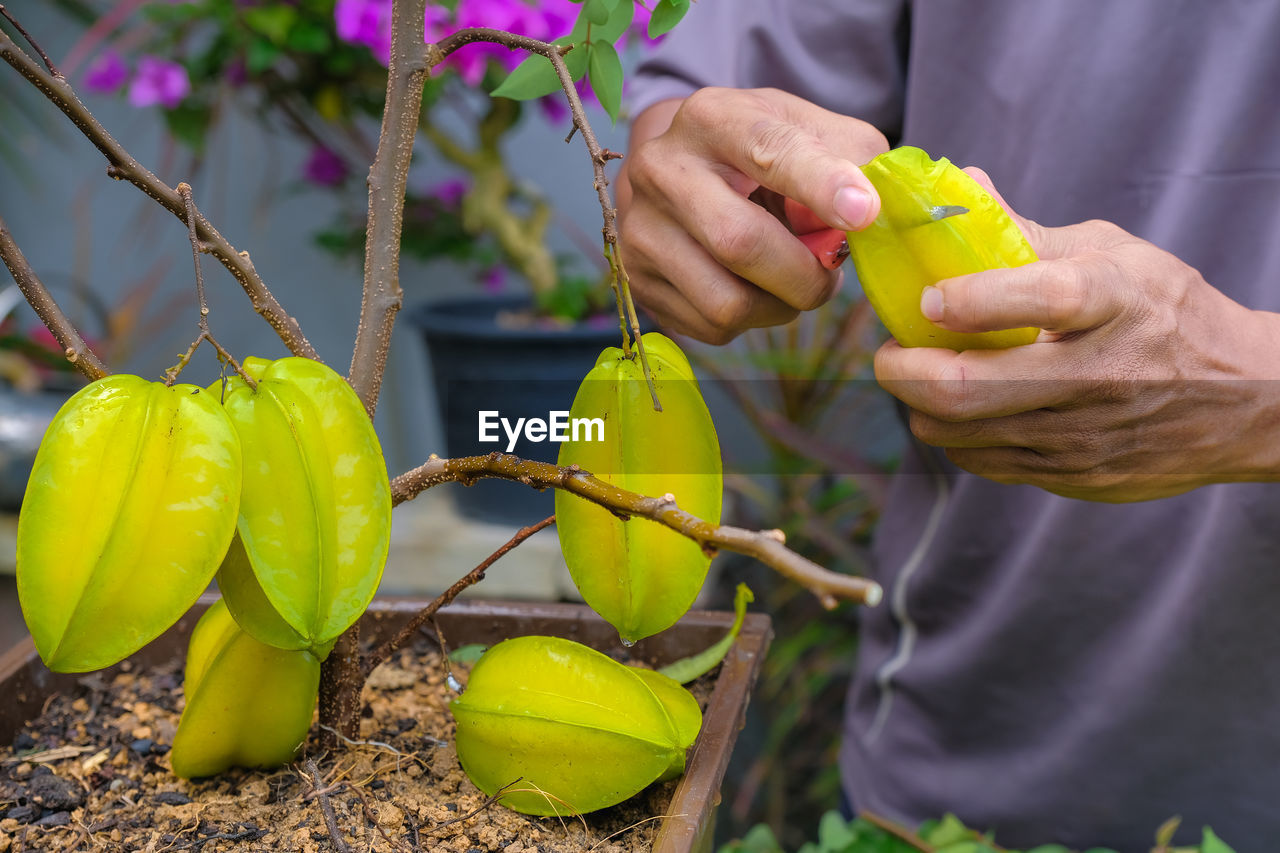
[693,290,897,847]
[718,810,1238,853]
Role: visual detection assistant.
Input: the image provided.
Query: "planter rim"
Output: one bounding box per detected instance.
[0,596,772,853]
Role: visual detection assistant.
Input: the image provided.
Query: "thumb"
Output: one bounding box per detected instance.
[962,166,1083,260]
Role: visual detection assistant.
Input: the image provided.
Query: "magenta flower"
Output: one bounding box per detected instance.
[430,178,469,206]
[303,146,349,187]
[127,57,190,109]
[426,0,580,85]
[480,265,507,294]
[335,0,393,65]
[84,50,128,94]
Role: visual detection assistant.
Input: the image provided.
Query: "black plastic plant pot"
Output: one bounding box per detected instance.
[407,295,627,526]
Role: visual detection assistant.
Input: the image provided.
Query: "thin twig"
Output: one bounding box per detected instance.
[0,4,58,76]
[352,786,415,853]
[169,828,266,851]
[179,183,210,334]
[0,23,318,361]
[363,515,557,675]
[431,616,458,691]
[164,185,258,387]
[420,778,524,836]
[0,213,108,381]
[305,759,352,853]
[430,26,660,407]
[858,811,936,853]
[390,453,882,608]
[317,723,443,753]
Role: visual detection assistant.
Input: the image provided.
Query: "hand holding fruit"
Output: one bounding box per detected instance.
[617,87,888,343]
[874,169,1280,501]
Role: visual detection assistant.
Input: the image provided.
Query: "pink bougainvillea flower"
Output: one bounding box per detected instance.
[127,56,190,109]
[84,50,129,94]
[85,50,129,94]
[428,0,580,85]
[480,265,506,294]
[430,177,469,206]
[335,0,393,65]
[303,146,349,187]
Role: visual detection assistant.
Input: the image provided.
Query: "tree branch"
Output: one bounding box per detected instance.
[0,3,59,76]
[0,213,108,381]
[347,0,430,417]
[429,27,660,406]
[390,453,883,608]
[362,515,557,676]
[0,25,319,362]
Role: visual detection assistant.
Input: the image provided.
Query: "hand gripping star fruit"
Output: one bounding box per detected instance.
[848,145,1040,350]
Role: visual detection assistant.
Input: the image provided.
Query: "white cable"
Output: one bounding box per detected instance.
[865,462,950,744]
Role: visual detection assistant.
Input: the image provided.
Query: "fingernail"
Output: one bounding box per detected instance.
[833,186,873,230]
[920,286,944,322]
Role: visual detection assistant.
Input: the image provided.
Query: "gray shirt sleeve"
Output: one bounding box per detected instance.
[629,0,910,138]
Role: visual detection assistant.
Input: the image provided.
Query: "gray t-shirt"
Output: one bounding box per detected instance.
[629,2,1280,849]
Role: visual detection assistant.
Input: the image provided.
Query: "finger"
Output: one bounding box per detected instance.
[647,163,846,310]
[677,87,886,231]
[921,257,1124,335]
[874,340,1095,421]
[634,276,800,345]
[906,408,1079,452]
[623,218,802,343]
[942,446,1047,486]
[963,166,1125,261]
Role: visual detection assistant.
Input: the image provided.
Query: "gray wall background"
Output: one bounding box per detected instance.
[0,3,632,476]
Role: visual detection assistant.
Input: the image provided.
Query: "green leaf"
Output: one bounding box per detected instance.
[583,0,613,25]
[448,644,487,665]
[1025,846,1072,853]
[245,38,281,74]
[243,6,298,45]
[815,810,856,850]
[564,40,590,80]
[923,814,972,846]
[490,53,561,100]
[286,21,332,53]
[593,0,635,44]
[1201,827,1237,853]
[649,0,691,38]
[659,584,753,684]
[719,824,785,853]
[163,102,213,151]
[587,39,623,122]
[491,37,589,102]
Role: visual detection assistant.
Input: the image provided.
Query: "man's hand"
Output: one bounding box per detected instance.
[875,169,1280,501]
[617,87,889,343]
